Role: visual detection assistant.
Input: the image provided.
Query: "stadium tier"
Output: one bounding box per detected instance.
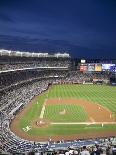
[0,51,116,154]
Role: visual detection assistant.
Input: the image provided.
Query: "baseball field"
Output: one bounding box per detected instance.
[10,84,116,141]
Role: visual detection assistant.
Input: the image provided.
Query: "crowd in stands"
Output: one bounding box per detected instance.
[65,71,109,83]
[0,80,49,116]
[0,70,68,90]
[0,58,70,71]
[0,56,114,154]
[0,69,110,90]
[0,79,49,154]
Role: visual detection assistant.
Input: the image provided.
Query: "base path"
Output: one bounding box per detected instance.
[51,122,116,125]
[39,99,47,119]
[10,97,116,142]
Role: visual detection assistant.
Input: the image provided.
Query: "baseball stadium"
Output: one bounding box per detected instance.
[0,50,116,154]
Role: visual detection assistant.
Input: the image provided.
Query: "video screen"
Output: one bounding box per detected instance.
[80,65,87,72]
[88,64,95,72]
[102,64,116,72]
[102,64,111,70]
[110,64,115,72]
[95,64,102,72]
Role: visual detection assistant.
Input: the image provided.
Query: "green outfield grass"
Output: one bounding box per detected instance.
[48,85,116,113]
[19,84,116,137]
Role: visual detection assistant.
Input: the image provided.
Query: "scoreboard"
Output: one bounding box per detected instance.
[80,63,116,72]
[102,64,115,72]
[80,64,87,72]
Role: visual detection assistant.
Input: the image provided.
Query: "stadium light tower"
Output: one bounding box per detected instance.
[8,50,11,56]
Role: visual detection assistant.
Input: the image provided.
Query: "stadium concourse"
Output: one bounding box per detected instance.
[0,50,116,155]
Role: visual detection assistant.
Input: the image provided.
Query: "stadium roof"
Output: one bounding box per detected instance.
[0,49,70,58]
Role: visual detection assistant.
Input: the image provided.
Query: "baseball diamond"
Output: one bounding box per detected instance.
[1,1,116,154]
[10,84,116,141]
[0,51,116,154]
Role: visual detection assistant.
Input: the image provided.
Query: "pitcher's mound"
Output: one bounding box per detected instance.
[59,109,66,115]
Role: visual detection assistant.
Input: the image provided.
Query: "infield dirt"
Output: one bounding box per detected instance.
[10,95,116,142]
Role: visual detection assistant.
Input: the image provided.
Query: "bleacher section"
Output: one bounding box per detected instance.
[0,50,116,154]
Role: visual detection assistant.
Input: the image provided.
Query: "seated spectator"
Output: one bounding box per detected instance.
[81,146,90,155]
[112,145,116,155]
[91,147,100,155]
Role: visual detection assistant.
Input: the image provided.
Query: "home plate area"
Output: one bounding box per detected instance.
[22,126,31,132]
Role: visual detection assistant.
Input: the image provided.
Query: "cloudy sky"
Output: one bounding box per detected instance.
[0,0,116,58]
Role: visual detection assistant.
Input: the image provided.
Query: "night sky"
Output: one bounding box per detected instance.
[0,0,116,58]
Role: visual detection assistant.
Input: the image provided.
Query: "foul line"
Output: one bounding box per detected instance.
[39,99,47,119]
[51,122,116,125]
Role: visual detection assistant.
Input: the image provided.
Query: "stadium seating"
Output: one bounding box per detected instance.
[0,53,115,154]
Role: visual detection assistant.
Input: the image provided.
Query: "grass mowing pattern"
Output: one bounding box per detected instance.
[28,124,116,136]
[44,104,87,122]
[19,84,116,137]
[48,85,116,114]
